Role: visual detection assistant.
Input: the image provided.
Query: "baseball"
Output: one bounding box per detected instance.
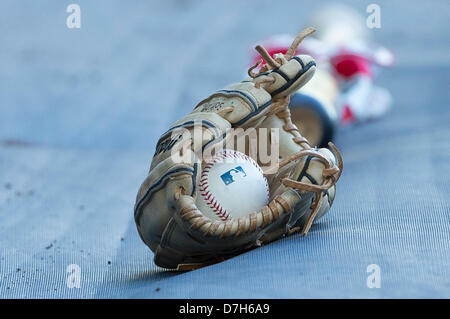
[196,149,270,221]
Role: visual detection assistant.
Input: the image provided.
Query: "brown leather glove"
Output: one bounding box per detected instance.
[134,27,343,270]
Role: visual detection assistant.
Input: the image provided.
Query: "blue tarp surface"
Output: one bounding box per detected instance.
[0,0,449,298]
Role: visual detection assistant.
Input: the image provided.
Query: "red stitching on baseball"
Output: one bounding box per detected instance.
[199,150,235,221]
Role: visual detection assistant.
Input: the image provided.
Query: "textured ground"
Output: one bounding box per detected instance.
[0,0,449,298]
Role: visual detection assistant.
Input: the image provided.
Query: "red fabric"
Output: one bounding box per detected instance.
[331,53,372,80]
[341,105,356,124]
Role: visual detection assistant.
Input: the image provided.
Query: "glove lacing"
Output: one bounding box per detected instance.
[279,142,343,236]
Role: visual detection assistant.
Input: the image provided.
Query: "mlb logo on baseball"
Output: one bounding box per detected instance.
[220,166,247,185]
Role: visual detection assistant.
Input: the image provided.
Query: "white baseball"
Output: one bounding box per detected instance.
[196,149,269,221]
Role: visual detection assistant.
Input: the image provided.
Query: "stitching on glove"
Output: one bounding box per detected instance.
[216,89,258,112]
[270,60,316,97]
[157,119,220,146]
[135,165,196,221]
[234,99,272,126]
[296,155,319,185]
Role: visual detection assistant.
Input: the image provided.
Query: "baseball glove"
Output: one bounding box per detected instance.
[134,27,343,270]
